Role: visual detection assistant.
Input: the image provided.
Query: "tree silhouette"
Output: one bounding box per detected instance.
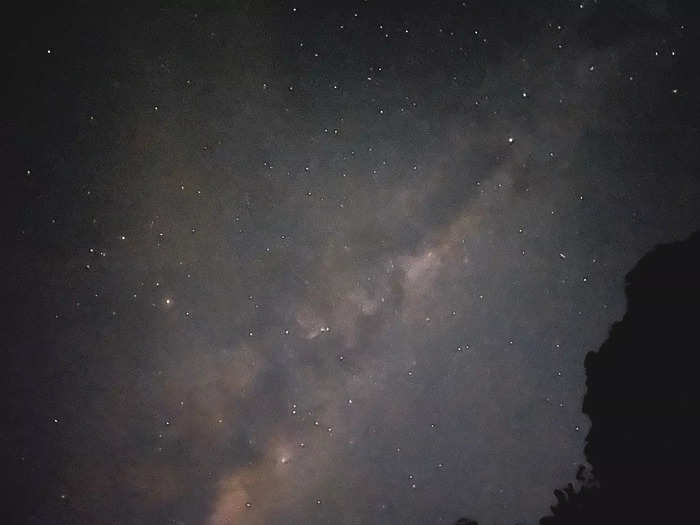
[541,230,700,524]
[455,230,700,525]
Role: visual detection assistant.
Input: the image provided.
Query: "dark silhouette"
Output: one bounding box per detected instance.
[542,230,700,524]
[455,230,700,524]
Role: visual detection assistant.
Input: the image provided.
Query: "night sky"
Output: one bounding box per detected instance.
[4,1,700,524]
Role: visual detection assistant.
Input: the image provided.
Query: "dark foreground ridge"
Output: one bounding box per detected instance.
[457,230,700,525]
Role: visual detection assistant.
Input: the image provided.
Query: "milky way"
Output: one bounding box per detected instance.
[5,2,700,524]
